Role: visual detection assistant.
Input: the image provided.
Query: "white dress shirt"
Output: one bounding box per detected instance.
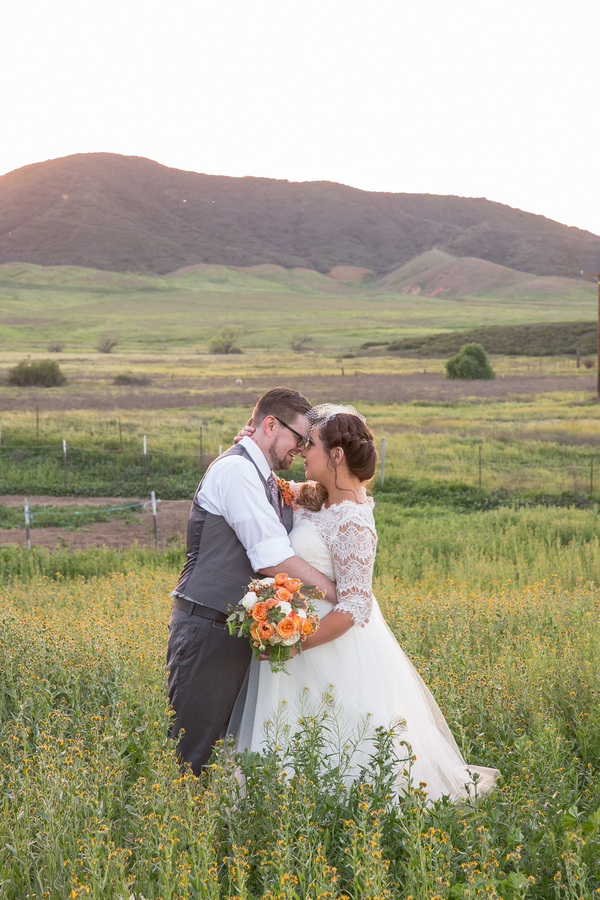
[196,436,294,571]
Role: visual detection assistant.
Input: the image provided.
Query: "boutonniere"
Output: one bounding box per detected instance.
[276,476,294,506]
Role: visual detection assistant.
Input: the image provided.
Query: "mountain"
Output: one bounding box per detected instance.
[0,153,599,277]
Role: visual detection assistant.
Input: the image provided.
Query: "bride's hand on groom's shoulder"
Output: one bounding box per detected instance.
[233,418,255,444]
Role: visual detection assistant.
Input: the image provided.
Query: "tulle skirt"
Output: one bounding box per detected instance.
[236,597,499,802]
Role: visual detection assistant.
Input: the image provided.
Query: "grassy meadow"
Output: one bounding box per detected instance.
[2,268,600,896]
[1,567,600,898]
[0,260,596,352]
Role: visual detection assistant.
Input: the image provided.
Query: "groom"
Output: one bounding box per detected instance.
[167,386,336,775]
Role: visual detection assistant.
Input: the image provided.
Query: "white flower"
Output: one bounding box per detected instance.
[259,577,275,586]
[270,634,282,644]
[241,591,257,610]
[283,633,300,646]
[296,608,307,619]
[277,601,292,615]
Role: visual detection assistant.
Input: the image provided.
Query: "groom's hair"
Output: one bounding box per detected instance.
[252,387,312,425]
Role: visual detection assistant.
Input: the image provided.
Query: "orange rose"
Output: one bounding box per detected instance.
[252,602,268,621]
[275,587,292,603]
[274,573,289,586]
[276,617,297,639]
[300,619,313,636]
[257,621,275,640]
[265,598,278,609]
[284,578,301,593]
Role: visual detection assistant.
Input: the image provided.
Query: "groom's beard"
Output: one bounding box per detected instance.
[269,443,295,471]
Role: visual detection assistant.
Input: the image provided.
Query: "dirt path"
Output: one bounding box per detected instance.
[0,495,191,551]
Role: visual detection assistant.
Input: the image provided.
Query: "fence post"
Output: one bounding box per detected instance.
[380,437,386,487]
[24,498,31,550]
[63,439,67,488]
[591,456,594,494]
[151,490,158,548]
[218,444,222,456]
[479,444,482,489]
[143,435,147,490]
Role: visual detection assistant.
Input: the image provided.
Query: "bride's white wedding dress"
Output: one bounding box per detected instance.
[238,499,499,801]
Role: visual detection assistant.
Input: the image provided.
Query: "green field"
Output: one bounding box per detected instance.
[0,261,595,353]
[2,269,600,897]
[2,558,600,897]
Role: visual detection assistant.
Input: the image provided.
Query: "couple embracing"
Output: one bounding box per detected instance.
[167,387,499,801]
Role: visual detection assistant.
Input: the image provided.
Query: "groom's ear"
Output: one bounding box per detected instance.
[259,415,276,436]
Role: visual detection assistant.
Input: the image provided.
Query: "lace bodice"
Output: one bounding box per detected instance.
[291,499,377,626]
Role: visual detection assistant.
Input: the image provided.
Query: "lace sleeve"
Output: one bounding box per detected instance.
[332,511,377,626]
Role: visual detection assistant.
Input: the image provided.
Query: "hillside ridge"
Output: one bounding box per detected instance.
[0,152,599,277]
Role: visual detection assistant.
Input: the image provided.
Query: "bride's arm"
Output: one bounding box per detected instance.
[292,513,376,654]
[296,608,354,651]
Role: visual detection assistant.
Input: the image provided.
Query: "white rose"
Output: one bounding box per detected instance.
[296,608,307,619]
[259,577,275,586]
[283,633,300,646]
[270,634,282,644]
[277,601,292,615]
[241,592,257,610]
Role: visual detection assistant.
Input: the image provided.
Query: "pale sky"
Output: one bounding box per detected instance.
[2,0,599,236]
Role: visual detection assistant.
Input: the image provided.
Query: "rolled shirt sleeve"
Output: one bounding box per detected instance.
[198,455,294,571]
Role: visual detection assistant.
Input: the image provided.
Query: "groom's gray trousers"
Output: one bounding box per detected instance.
[167,603,252,775]
[166,443,293,775]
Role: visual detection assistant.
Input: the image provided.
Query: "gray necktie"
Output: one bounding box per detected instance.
[267,473,282,521]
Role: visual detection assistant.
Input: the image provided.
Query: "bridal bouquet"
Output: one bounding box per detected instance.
[227,573,322,673]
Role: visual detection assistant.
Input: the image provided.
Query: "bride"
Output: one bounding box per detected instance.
[235,405,499,802]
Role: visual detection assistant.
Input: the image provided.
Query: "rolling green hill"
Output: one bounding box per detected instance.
[0,255,596,353]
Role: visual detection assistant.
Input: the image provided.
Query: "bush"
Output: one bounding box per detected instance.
[290,335,316,352]
[445,343,495,380]
[7,359,67,387]
[113,374,153,386]
[583,357,595,369]
[47,340,64,352]
[96,335,119,353]
[208,326,243,354]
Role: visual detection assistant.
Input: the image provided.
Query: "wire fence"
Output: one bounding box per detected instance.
[1,436,599,499]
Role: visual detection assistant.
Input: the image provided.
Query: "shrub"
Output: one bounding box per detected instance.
[47,340,64,353]
[290,335,316,352]
[208,326,243,354]
[445,343,495,380]
[583,357,595,369]
[7,359,67,387]
[96,335,119,353]
[113,374,153,386]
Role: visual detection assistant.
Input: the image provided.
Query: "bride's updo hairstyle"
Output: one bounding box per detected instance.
[296,410,377,511]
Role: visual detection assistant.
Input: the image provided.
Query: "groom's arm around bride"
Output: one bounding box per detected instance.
[166,387,335,775]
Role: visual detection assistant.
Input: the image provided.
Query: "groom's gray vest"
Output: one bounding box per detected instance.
[173,444,293,616]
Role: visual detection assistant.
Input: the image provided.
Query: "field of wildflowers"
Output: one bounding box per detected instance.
[2,376,600,897]
[1,566,599,899]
